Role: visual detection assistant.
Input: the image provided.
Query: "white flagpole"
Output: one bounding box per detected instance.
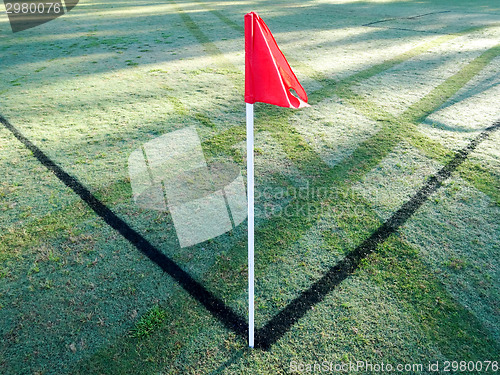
[246,102,255,348]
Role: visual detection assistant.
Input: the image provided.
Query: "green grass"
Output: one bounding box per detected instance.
[0,0,499,374]
[130,305,167,339]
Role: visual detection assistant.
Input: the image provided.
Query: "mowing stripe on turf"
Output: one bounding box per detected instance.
[334,44,500,204]
[0,114,248,340]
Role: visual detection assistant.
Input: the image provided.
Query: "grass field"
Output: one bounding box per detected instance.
[0,0,499,374]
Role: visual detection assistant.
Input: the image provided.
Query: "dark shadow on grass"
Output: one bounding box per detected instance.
[255,120,500,350]
[0,113,248,340]
[208,349,246,375]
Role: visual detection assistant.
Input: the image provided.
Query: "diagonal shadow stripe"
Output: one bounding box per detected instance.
[0,114,248,339]
[255,120,500,349]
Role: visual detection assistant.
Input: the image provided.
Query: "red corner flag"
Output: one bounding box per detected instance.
[245,11,309,349]
[245,12,309,108]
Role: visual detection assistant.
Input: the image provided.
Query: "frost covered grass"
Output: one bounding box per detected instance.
[0,0,499,373]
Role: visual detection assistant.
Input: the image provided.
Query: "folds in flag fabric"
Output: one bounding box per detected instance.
[245,12,309,109]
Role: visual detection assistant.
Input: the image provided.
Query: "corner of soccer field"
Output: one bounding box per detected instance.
[0,0,499,374]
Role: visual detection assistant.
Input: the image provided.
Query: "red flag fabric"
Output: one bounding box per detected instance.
[245,12,309,109]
